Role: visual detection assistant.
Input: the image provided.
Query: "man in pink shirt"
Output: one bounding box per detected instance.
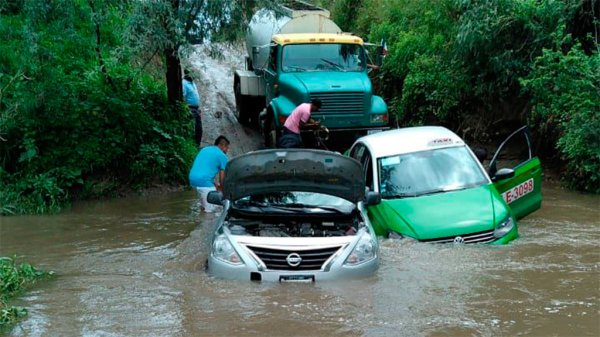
[278,98,322,148]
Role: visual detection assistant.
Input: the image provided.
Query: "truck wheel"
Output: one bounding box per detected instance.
[263,117,278,148]
[251,97,265,128]
[234,82,251,125]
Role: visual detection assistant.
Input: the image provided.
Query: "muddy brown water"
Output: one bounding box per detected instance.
[0,182,598,337]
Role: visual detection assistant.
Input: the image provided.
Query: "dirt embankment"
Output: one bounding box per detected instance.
[183,44,263,158]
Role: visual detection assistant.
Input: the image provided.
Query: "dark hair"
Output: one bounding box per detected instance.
[183,69,192,81]
[214,135,230,146]
[473,146,488,163]
[311,98,322,108]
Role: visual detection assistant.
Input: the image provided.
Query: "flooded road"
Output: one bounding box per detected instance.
[0,182,598,337]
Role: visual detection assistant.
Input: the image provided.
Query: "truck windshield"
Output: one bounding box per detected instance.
[378,146,489,198]
[282,43,366,72]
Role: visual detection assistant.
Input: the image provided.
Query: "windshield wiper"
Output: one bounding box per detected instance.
[232,200,269,211]
[286,65,306,72]
[384,186,474,199]
[413,189,446,197]
[442,182,483,192]
[240,200,268,207]
[320,58,344,71]
[382,193,417,199]
[384,190,444,198]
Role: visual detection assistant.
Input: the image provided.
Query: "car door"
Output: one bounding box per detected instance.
[489,126,542,219]
[349,143,374,191]
[350,143,388,236]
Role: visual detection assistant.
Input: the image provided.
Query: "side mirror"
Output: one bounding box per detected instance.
[364,191,381,206]
[491,168,515,182]
[207,191,224,205]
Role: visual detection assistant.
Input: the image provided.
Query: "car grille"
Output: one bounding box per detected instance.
[310,92,364,115]
[246,245,342,271]
[420,230,496,244]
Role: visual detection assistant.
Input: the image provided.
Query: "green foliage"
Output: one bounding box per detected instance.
[398,54,469,126]
[0,0,24,15]
[454,0,565,107]
[0,2,197,215]
[0,257,52,330]
[331,0,363,32]
[522,40,599,193]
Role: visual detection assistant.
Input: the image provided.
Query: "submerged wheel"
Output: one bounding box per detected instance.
[234,82,251,125]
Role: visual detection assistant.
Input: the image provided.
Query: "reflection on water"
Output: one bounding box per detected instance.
[0,183,598,337]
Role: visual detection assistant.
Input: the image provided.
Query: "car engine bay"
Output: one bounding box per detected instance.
[224,217,361,237]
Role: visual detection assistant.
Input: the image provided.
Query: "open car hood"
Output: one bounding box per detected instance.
[223,149,364,203]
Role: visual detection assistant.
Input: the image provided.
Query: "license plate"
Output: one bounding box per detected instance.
[279,275,315,283]
[502,178,534,204]
[367,129,382,135]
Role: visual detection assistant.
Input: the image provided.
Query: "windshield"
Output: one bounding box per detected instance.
[282,43,366,72]
[378,146,488,198]
[233,191,355,213]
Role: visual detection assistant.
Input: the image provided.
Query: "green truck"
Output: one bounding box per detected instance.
[233,0,389,148]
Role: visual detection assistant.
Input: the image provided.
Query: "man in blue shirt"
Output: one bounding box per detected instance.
[189,136,230,212]
[182,70,202,146]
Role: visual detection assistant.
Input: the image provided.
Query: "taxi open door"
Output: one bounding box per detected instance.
[489,126,543,219]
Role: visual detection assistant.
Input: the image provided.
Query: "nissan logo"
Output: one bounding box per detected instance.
[453,236,465,244]
[286,253,302,267]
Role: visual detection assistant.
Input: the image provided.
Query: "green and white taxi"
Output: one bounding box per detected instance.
[348,126,542,244]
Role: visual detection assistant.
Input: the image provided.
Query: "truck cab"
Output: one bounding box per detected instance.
[233,1,389,148]
[260,33,389,147]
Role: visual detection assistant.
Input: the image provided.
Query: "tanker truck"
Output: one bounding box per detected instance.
[233,0,389,148]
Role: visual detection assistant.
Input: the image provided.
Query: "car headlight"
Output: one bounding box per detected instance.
[493,216,514,238]
[344,233,376,266]
[212,234,243,265]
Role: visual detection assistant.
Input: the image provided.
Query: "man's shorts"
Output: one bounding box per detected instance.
[196,187,222,213]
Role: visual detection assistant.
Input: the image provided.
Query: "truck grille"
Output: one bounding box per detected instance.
[246,245,342,271]
[420,230,496,244]
[310,92,364,115]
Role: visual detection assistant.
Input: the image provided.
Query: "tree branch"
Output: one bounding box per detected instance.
[0,71,22,142]
[125,47,161,91]
[184,1,202,38]
[88,0,117,91]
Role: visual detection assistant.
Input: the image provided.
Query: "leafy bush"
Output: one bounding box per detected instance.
[397,54,468,126]
[0,2,197,214]
[0,257,52,330]
[522,40,599,193]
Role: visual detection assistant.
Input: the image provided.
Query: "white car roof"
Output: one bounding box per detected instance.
[356,126,466,158]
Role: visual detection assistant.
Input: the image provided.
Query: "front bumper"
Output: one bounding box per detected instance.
[207,255,378,282]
